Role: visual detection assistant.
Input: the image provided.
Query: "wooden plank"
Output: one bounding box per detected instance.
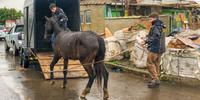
[37,52,88,79]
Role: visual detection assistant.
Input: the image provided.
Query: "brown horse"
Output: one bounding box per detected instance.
[44,17,109,99]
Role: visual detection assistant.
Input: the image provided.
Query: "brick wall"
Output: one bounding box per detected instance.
[81,4,170,35]
[105,17,141,33]
[80,5,105,34]
[105,15,170,35]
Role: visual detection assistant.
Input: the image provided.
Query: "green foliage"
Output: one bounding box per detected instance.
[136,24,146,30]
[0,7,22,23]
[109,60,120,65]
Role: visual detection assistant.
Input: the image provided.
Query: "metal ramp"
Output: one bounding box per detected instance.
[37,52,88,79]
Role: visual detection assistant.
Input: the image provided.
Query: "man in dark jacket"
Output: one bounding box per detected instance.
[49,3,68,49]
[49,3,68,30]
[145,12,165,88]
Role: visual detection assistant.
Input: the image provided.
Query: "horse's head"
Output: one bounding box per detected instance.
[44,16,53,39]
[44,16,69,39]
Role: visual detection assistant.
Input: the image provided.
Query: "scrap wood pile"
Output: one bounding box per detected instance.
[104,26,137,61]
[103,24,148,68]
[167,30,200,49]
[162,30,200,80]
[103,26,200,80]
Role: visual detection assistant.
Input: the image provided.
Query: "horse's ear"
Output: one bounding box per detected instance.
[45,16,49,20]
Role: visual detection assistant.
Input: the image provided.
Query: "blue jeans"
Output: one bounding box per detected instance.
[64,20,68,28]
[51,33,56,50]
[60,20,68,30]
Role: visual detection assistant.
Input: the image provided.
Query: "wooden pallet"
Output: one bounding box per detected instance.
[37,52,88,79]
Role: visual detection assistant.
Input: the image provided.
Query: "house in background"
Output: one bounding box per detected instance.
[80,0,200,35]
[80,0,126,34]
[5,20,16,28]
[135,0,200,31]
[80,0,151,34]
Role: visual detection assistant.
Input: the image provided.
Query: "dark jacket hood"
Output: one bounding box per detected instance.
[152,19,166,28]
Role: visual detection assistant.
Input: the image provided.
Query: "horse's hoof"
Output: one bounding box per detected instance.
[103,97,109,100]
[81,88,90,97]
[103,96,109,100]
[61,85,66,89]
[50,81,55,85]
[104,89,109,99]
[103,95,109,100]
[80,96,87,100]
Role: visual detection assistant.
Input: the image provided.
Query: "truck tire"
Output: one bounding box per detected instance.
[20,49,29,68]
[4,41,10,52]
[13,44,19,56]
[23,56,29,68]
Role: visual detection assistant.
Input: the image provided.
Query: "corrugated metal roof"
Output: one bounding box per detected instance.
[132,0,198,7]
[80,0,138,5]
[80,0,113,5]
[80,0,198,7]
[136,0,197,5]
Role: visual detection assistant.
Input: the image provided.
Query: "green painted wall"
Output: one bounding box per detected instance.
[162,9,190,32]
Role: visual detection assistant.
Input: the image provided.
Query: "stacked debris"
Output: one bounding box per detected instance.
[105,24,144,61]
[104,27,137,61]
[105,36,123,61]
[130,30,148,68]
[162,29,200,80]
[104,25,200,80]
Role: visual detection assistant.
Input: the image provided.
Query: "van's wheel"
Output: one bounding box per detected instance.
[20,49,29,68]
[22,56,29,68]
[4,41,10,52]
[13,44,19,56]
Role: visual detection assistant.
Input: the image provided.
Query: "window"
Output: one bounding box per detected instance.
[0,26,3,30]
[106,5,124,17]
[85,10,92,24]
[15,25,24,32]
[80,11,84,24]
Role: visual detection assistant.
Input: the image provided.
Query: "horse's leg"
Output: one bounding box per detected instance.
[62,58,68,89]
[102,63,109,99]
[80,61,96,98]
[49,55,60,85]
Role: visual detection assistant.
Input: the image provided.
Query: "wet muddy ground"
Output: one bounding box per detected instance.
[0,41,200,100]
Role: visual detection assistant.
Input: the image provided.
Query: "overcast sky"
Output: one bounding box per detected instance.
[0,0,25,11]
[0,0,200,12]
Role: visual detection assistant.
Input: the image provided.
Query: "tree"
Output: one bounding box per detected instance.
[0,7,22,24]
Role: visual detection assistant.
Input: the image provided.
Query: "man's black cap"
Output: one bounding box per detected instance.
[49,3,57,9]
[149,12,159,19]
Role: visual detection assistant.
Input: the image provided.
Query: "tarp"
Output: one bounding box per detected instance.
[161,49,200,80]
[104,28,137,61]
[105,37,123,61]
[162,29,200,80]
[130,30,148,68]
[190,0,200,4]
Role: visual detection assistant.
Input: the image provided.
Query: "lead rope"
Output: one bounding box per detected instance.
[27,45,136,73]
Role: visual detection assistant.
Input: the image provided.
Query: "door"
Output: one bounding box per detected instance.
[24,7,29,47]
[5,26,14,47]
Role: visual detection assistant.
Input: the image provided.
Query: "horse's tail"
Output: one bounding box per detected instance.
[94,36,106,87]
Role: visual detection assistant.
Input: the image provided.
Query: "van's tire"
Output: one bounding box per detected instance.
[23,56,29,68]
[20,49,29,68]
[13,44,19,56]
[4,41,10,52]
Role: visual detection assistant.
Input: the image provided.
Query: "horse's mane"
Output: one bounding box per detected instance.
[50,16,71,32]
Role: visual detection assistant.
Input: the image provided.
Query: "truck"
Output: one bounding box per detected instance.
[5,24,24,56]
[22,0,87,79]
[0,25,6,40]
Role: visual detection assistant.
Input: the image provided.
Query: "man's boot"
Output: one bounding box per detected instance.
[148,80,160,88]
